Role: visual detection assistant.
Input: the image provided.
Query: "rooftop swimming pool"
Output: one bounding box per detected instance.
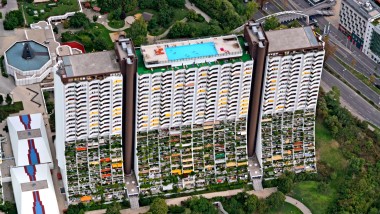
[165,42,218,61]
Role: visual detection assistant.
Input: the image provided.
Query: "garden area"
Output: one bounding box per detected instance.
[21,0,80,25]
[61,20,113,52]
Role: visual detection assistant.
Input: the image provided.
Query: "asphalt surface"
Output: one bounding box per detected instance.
[321,70,380,127]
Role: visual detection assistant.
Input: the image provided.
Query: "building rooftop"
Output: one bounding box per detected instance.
[59,51,120,78]
[11,164,59,214]
[345,0,380,19]
[7,114,53,167]
[140,35,243,69]
[5,41,50,71]
[137,36,252,75]
[266,26,322,53]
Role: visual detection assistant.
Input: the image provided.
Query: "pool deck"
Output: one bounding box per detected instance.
[140,35,243,68]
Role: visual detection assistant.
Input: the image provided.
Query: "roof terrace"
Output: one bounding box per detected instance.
[140,35,243,69]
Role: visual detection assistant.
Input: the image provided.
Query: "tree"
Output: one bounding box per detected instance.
[167,0,185,8]
[370,74,376,84]
[69,12,90,28]
[245,1,259,20]
[245,195,259,213]
[105,202,121,214]
[288,20,301,28]
[0,95,3,105]
[3,10,24,30]
[53,25,58,34]
[324,36,337,60]
[263,16,280,31]
[5,94,12,105]
[93,37,108,51]
[93,15,98,22]
[149,198,168,214]
[265,192,285,210]
[1,0,7,6]
[63,20,70,29]
[277,175,293,194]
[185,196,217,214]
[127,18,147,46]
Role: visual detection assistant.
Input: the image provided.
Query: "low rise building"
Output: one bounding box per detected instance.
[7,113,59,214]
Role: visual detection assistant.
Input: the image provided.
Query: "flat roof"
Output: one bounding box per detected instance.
[60,51,120,78]
[11,164,59,214]
[266,26,321,53]
[5,41,50,71]
[7,114,53,167]
[344,0,380,19]
[140,35,243,69]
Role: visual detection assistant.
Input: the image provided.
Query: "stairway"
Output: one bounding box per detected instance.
[252,178,263,191]
[129,195,140,209]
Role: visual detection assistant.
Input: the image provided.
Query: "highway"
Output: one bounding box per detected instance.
[321,70,380,127]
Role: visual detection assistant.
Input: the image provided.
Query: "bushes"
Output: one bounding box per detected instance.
[3,10,24,30]
[0,101,24,122]
[69,12,90,28]
[0,55,8,77]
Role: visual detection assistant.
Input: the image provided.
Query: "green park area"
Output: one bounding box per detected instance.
[21,0,80,25]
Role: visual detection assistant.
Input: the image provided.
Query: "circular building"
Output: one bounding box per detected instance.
[4,40,52,86]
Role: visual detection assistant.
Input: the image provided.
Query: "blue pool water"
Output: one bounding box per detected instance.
[165,42,218,61]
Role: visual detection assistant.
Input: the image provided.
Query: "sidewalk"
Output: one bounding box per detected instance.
[285,196,312,214]
[86,187,287,214]
[184,0,211,22]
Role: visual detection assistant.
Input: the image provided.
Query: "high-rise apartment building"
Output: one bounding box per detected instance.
[54,24,325,203]
[54,51,125,203]
[244,22,324,178]
[134,35,254,193]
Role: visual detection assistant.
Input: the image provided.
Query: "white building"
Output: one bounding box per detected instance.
[54,51,125,203]
[245,23,325,178]
[339,0,380,51]
[10,164,59,214]
[7,113,59,214]
[135,35,253,194]
[4,41,53,86]
[7,114,53,169]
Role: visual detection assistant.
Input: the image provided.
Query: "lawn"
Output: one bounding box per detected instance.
[21,0,80,25]
[0,101,24,122]
[268,202,303,214]
[315,121,347,171]
[108,20,125,29]
[290,181,335,214]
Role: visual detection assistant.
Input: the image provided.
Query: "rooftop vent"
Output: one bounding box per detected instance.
[363,1,373,11]
[22,43,34,60]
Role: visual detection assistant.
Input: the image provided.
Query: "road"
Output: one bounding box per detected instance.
[325,56,380,104]
[321,70,380,127]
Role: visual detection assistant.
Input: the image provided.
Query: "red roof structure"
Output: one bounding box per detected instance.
[61,41,86,53]
[92,6,101,12]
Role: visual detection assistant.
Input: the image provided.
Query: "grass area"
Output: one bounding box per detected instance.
[334,56,380,95]
[268,202,303,214]
[290,181,335,214]
[315,122,347,170]
[21,0,80,25]
[108,20,125,29]
[0,101,24,122]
